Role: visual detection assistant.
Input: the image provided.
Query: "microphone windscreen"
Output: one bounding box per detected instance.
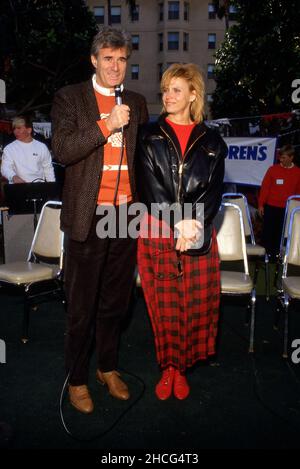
[114,85,122,105]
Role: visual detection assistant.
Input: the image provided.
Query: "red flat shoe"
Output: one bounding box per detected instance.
[173,369,190,400]
[155,366,175,400]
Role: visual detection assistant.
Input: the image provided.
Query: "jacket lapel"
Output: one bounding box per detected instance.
[82,79,100,121]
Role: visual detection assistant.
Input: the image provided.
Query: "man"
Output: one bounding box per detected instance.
[51,27,148,414]
[258,144,300,261]
[1,116,55,183]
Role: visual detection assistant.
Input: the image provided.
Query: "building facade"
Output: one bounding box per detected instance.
[86,0,236,116]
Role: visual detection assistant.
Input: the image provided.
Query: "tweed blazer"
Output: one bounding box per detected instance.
[51,79,148,241]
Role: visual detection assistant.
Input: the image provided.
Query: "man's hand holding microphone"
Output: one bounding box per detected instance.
[105,104,130,132]
[105,85,130,132]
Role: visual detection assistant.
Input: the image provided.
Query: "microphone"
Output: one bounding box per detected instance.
[114,85,122,105]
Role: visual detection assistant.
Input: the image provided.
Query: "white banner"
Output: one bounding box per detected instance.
[223,137,277,186]
[33,122,52,139]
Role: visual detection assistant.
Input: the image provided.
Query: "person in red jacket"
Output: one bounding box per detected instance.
[258,144,300,261]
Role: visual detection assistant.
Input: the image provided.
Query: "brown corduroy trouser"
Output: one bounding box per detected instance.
[64,208,137,385]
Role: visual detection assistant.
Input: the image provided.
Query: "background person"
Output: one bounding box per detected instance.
[136,63,226,401]
[1,116,55,183]
[258,144,300,261]
[51,27,148,414]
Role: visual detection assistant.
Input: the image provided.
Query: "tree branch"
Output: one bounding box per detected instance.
[25,60,56,76]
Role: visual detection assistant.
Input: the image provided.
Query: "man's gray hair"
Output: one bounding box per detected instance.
[91,27,132,58]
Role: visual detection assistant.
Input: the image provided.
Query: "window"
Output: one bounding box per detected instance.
[229,4,238,21]
[168,32,179,50]
[158,63,163,81]
[158,32,164,51]
[131,64,139,80]
[132,35,139,50]
[94,6,105,24]
[158,2,164,21]
[131,4,139,21]
[207,63,215,79]
[183,32,189,51]
[208,33,216,49]
[111,6,121,23]
[208,3,216,19]
[168,1,180,20]
[184,2,189,21]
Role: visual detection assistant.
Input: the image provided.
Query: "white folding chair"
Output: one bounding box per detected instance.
[275,195,300,291]
[222,192,270,300]
[0,201,64,343]
[215,202,256,353]
[277,207,300,358]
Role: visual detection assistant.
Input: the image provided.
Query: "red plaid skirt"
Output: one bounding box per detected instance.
[137,215,220,372]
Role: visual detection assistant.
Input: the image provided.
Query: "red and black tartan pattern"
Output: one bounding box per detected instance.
[137,215,220,372]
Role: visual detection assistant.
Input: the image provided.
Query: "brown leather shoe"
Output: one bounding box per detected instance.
[96,370,130,401]
[69,385,94,414]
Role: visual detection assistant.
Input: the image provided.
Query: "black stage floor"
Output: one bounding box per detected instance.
[0,285,300,450]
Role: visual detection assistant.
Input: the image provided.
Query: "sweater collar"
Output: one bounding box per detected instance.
[92,74,124,96]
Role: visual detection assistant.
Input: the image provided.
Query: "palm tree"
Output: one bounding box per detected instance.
[106,0,136,25]
[213,0,231,30]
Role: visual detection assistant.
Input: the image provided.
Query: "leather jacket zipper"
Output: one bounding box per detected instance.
[183,134,206,160]
[160,126,182,203]
[178,162,183,204]
[160,125,206,204]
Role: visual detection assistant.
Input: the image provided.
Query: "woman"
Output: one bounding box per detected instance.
[258,144,300,261]
[136,63,227,400]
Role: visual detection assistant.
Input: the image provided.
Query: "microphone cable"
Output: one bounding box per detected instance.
[59,368,145,442]
[59,85,146,441]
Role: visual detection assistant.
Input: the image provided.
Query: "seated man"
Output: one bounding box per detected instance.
[1,116,55,183]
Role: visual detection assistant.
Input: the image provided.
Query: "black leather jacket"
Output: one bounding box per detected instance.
[136,115,227,255]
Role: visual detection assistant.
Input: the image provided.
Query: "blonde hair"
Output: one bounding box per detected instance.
[12,116,32,129]
[160,63,205,123]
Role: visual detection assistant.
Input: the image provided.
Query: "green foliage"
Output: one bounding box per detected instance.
[0,0,98,115]
[211,0,300,118]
